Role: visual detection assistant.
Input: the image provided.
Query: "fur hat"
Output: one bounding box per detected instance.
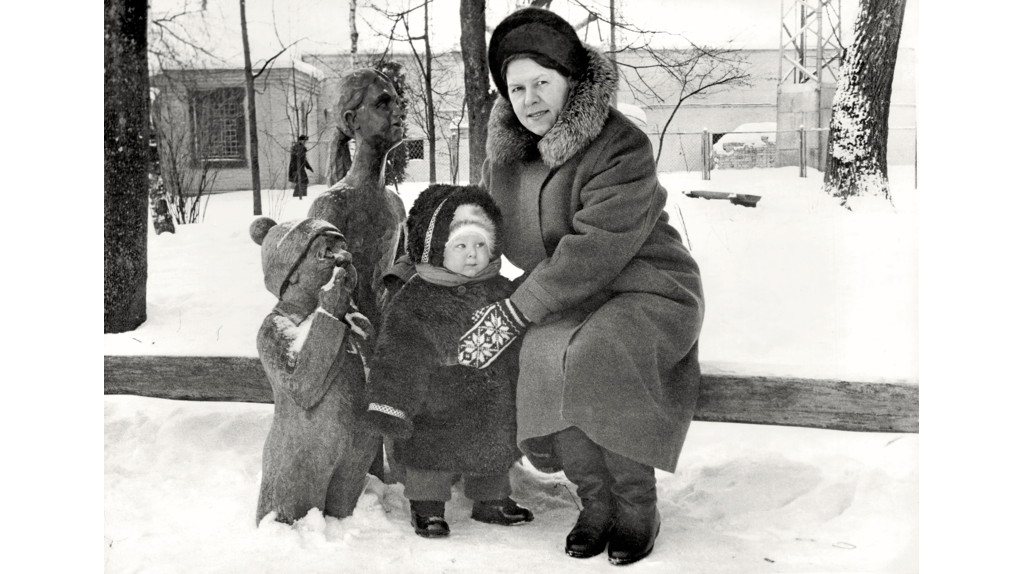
[488,7,588,100]
[250,217,345,298]
[405,184,502,267]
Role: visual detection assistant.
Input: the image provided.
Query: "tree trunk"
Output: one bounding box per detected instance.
[104,0,149,333]
[349,0,358,69]
[424,0,436,183]
[240,0,262,215]
[608,0,617,107]
[823,0,907,204]
[460,0,490,184]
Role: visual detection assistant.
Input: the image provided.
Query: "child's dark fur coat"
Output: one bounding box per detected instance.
[365,185,521,475]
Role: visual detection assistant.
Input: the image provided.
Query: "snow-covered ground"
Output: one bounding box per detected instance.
[101,167,919,573]
[104,395,916,574]
[104,167,918,383]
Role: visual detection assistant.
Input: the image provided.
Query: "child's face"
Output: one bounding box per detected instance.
[443,229,491,277]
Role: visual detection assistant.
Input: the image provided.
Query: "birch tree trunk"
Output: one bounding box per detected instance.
[349,0,358,68]
[104,0,149,333]
[823,0,907,205]
[460,0,490,184]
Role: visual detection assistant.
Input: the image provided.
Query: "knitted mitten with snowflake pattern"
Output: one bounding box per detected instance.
[457,299,529,369]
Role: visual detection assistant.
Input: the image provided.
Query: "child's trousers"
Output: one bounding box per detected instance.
[404,467,512,502]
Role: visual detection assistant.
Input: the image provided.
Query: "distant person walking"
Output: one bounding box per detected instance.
[289,135,313,199]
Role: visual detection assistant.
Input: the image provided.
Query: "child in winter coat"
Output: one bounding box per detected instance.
[365,184,534,538]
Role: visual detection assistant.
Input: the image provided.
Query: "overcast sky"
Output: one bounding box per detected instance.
[150,0,918,68]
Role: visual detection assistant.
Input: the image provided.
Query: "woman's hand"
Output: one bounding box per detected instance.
[458,299,529,369]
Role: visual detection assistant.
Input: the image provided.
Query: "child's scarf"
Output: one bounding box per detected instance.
[414,259,502,287]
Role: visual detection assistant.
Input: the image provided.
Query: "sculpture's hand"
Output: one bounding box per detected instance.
[318,252,358,317]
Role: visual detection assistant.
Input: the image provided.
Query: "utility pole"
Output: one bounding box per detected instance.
[777,0,842,171]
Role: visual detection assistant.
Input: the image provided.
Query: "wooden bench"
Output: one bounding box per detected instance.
[104,355,918,433]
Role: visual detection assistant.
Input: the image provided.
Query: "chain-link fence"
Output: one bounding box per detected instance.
[430,125,916,185]
[648,132,707,174]
[647,127,917,180]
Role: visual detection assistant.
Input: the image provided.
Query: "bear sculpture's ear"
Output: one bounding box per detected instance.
[250,216,277,245]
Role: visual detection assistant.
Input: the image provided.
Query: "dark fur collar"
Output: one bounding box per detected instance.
[486,45,618,168]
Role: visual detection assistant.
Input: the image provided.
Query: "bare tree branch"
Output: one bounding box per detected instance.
[151,9,205,25]
[253,43,298,79]
[150,18,223,63]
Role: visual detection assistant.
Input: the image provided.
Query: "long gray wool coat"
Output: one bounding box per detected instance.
[365,275,521,475]
[481,45,705,473]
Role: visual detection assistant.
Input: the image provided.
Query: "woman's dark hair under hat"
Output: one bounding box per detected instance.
[500,52,572,88]
[488,7,588,100]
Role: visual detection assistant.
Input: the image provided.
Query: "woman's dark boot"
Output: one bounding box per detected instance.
[604,449,660,566]
[553,427,615,559]
[409,500,450,538]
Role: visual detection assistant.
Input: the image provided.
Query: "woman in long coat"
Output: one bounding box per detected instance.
[457,7,704,566]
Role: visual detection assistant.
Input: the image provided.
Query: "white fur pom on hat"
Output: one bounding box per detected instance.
[446,219,497,255]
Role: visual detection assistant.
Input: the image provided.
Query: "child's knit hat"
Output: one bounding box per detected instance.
[250,216,346,298]
[406,184,502,267]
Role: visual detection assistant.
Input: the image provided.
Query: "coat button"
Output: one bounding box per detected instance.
[457,286,467,295]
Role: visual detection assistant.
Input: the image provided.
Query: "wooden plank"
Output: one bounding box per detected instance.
[694,373,918,433]
[104,356,918,433]
[104,355,274,403]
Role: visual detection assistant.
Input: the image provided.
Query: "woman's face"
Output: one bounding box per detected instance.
[505,58,571,137]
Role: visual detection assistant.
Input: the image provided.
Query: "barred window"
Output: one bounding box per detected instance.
[405,139,425,160]
[190,88,247,167]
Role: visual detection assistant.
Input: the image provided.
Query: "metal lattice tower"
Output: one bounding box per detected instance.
[779,0,843,84]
